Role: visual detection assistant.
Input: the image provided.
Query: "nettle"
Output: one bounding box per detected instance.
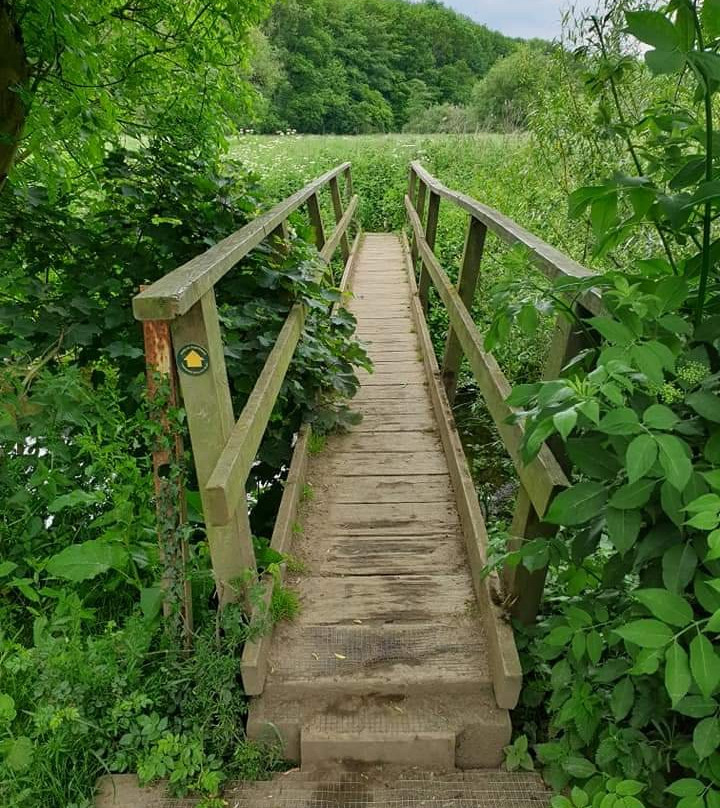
[486,2,720,805]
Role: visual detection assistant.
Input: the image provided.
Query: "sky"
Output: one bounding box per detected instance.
[430,0,568,40]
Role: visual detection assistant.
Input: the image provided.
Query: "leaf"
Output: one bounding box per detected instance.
[667,780,705,798]
[0,561,18,578]
[703,0,720,39]
[625,10,680,50]
[0,694,16,724]
[645,48,685,75]
[586,630,603,664]
[562,756,597,779]
[626,434,658,483]
[590,193,618,238]
[2,737,33,772]
[609,478,657,509]
[614,619,673,648]
[589,316,635,345]
[567,438,619,479]
[656,434,693,492]
[631,343,665,385]
[675,695,717,717]
[665,641,692,706]
[634,589,693,627]
[708,607,720,632]
[610,676,634,720]
[48,490,104,513]
[688,391,720,422]
[690,633,720,698]
[606,507,642,555]
[694,717,720,759]
[45,539,127,582]
[598,408,642,435]
[553,408,578,441]
[140,587,165,621]
[663,544,698,593]
[544,482,608,526]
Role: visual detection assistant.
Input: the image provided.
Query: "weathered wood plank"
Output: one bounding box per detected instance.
[418,190,440,311]
[329,175,350,263]
[306,192,326,252]
[410,162,602,315]
[170,291,255,606]
[205,305,305,526]
[314,474,452,503]
[320,195,359,264]
[330,430,440,453]
[406,196,568,518]
[401,231,521,709]
[134,162,351,321]
[356,370,427,386]
[303,502,459,534]
[353,384,427,402]
[322,451,448,476]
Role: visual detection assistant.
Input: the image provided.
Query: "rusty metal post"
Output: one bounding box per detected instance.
[142,305,194,647]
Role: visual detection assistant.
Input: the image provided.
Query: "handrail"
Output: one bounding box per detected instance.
[405,196,569,518]
[134,162,351,321]
[134,162,359,607]
[410,161,603,316]
[405,162,592,626]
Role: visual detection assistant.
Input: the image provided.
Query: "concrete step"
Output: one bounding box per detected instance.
[97,768,548,808]
[247,691,511,768]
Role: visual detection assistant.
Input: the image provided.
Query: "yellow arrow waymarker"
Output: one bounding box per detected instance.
[177,344,210,376]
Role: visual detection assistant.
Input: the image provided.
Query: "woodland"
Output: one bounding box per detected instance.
[3,1,720,808]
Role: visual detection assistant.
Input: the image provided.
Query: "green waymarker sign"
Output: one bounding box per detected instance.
[177,344,210,376]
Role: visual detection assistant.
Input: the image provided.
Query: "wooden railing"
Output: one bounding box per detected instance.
[134,163,358,631]
[405,161,598,623]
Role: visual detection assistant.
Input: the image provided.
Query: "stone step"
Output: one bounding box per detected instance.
[248,691,511,767]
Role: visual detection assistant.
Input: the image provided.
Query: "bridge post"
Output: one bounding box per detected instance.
[307,192,326,253]
[417,191,440,312]
[329,176,351,263]
[506,314,589,624]
[442,216,486,403]
[410,180,427,269]
[170,290,257,608]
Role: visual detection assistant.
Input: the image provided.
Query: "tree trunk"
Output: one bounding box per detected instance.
[0,3,29,193]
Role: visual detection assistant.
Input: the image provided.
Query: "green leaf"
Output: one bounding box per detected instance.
[589,316,635,345]
[587,630,604,664]
[140,587,165,621]
[606,507,642,555]
[707,608,720,632]
[634,588,693,627]
[48,490,104,513]
[599,408,642,435]
[614,619,673,648]
[645,48,685,75]
[610,676,634,720]
[665,641,692,706]
[643,403,678,430]
[667,780,705,798]
[626,434,658,483]
[663,544,698,593]
[0,694,16,724]
[45,539,127,582]
[553,408,578,441]
[656,433,693,492]
[703,0,720,39]
[609,478,657,509]
[2,737,33,772]
[675,695,717,717]
[616,782,644,797]
[688,391,720,422]
[590,194,619,238]
[562,756,596,779]
[694,717,720,759]
[625,10,680,49]
[631,343,665,385]
[547,625,574,646]
[545,482,608,526]
[690,633,720,698]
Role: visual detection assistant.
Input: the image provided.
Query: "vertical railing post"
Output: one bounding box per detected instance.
[306,192,326,252]
[170,290,256,607]
[408,166,417,207]
[344,165,354,201]
[442,216,487,403]
[329,175,350,263]
[417,191,440,311]
[505,313,590,624]
[410,180,427,269]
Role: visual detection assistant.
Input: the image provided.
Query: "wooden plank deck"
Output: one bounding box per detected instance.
[247,233,511,769]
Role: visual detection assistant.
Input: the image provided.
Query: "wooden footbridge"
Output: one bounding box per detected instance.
[108,160,598,806]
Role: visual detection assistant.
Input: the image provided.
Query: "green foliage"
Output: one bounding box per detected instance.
[259,0,517,134]
[470,46,555,132]
[484,2,720,803]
